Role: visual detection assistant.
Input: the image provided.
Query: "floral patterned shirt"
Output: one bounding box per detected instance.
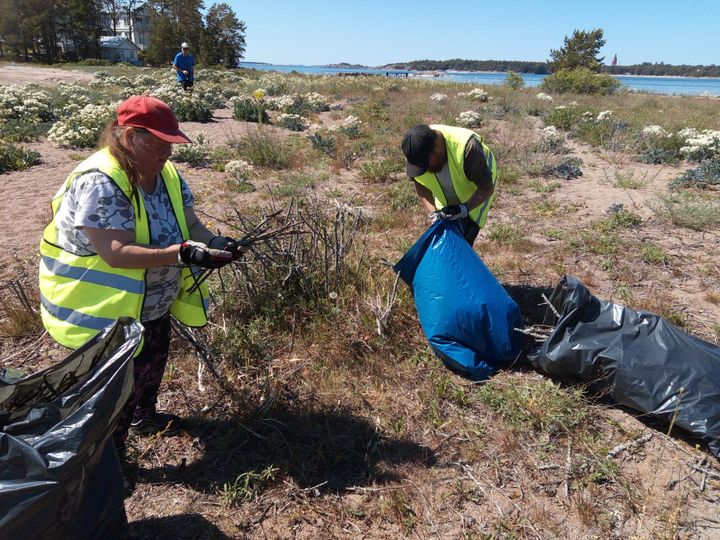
[54,171,194,322]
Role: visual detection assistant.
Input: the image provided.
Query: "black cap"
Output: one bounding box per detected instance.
[401,125,436,177]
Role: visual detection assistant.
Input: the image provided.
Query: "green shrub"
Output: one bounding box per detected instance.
[543,107,583,130]
[670,159,720,190]
[389,180,417,210]
[650,192,720,230]
[172,97,214,123]
[636,132,684,165]
[541,68,621,95]
[504,71,525,89]
[276,113,309,131]
[310,132,337,157]
[0,143,42,174]
[641,243,668,265]
[544,157,583,179]
[359,158,403,183]
[574,119,630,151]
[594,210,642,232]
[74,58,112,66]
[0,120,52,143]
[243,129,292,169]
[171,134,210,167]
[273,172,317,197]
[488,223,526,245]
[232,97,269,123]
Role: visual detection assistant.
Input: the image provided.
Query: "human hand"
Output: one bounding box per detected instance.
[208,236,250,261]
[179,240,233,269]
[209,235,248,261]
[183,70,189,75]
[438,204,468,221]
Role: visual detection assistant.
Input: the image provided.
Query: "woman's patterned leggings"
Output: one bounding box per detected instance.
[112,313,172,449]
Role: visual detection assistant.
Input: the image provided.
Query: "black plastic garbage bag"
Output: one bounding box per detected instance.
[0,317,142,539]
[530,276,720,457]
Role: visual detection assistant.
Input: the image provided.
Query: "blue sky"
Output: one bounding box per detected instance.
[224,0,719,67]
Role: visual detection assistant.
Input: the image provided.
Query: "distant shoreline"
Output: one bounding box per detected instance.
[240,62,720,80]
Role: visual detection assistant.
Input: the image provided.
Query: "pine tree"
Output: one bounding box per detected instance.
[547,28,606,73]
[200,3,245,67]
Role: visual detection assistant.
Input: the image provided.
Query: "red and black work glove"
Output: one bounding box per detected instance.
[178,240,233,269]
[209,235,248,261]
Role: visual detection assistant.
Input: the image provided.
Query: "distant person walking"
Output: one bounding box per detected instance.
[401,124,498,246]
[173,42,195,91]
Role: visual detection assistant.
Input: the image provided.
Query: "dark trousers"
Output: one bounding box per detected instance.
[459,217,480,246]
[179,79,194,91]
[113,313,172,448]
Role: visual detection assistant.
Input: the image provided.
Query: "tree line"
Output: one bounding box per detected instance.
[384,58,720,78]
[0,0,246,67]
[382,59,550,74]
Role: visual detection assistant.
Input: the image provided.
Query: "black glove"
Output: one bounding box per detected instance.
[439,204,468,221]
[179,240,233,269]
[209,235,248,261]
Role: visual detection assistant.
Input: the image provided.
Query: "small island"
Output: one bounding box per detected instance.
[321,62,369,69]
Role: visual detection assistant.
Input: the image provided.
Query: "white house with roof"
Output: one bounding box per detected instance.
[99,36,141,64]
[111,4,152,50]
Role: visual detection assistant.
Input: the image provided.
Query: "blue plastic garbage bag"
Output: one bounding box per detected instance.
[394,221,522,380]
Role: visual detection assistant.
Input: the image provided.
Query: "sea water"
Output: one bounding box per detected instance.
[239,62,720,97]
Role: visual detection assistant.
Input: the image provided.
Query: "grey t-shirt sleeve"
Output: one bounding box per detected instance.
[54,172,135,255]
[73,172,135,230]
[463,137,493,189]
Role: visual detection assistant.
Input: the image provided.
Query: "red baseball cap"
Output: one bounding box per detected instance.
[117,95,192,144]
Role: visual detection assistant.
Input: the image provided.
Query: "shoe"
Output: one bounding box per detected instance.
[129,411,183,437]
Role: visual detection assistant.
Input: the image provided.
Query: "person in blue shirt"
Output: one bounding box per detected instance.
[173,42,195,91]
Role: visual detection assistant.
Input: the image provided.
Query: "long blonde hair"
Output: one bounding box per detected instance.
[98,119,144,209]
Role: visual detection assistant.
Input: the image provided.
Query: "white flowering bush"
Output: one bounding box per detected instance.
[642,125,670,138]
[536,92,554,102]
[305,92,329,112]
[596,110,613,121]
[265,92,328,114]
[455,110,482,128]
[224,159,254,181]
[264,95,294,111]
[277,113,309,131]
[47,103,115,148]
[678,128,720,161]
[541,126,564,146]
[0,85,54,122]
[54,84,93,118]
[467,88,489,102]
[329,115,362,137]
[258,74,289,96]
[151,84,213,122]
[430,93,447,102]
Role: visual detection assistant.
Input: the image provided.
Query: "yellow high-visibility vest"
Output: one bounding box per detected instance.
[39,147,209,349]
[414,124,498,227]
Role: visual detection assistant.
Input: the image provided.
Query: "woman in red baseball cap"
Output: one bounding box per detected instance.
[39,95,244,463]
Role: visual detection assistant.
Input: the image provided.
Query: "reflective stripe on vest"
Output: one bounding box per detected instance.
[39,147,209,349]
[414,124,499,228]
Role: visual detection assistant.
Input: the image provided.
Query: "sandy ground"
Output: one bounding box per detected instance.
[0,63,95,86]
